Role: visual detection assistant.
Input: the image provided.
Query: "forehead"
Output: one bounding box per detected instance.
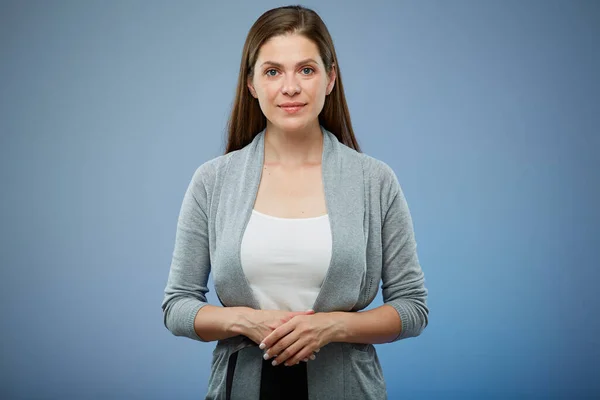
[256,34,322,65]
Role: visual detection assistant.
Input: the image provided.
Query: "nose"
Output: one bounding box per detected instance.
[281,73,301,96]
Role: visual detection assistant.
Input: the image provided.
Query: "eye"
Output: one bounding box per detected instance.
[265,69,278,77]
[301,67,315,75]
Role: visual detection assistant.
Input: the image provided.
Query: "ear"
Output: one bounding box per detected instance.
[247,77,257,98]
[326,63,336,95]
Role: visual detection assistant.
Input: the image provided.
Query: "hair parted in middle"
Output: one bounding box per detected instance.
[225,5,361,154]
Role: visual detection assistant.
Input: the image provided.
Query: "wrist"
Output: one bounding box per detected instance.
[327,311,350,343]
[227,307,255,336]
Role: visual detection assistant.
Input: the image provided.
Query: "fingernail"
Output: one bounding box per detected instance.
[259,343,266,350]
[302,358,308,362]
[263,352,270,360]
[310,354,316,360]
[272,360,278,366]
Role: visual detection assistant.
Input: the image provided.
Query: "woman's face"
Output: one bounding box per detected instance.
[248,33,336,134]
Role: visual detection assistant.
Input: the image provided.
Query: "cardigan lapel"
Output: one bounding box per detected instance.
[311,127,366,313]
[212,130,265,310]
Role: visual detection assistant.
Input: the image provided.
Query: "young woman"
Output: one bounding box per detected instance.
[162,5,428,399]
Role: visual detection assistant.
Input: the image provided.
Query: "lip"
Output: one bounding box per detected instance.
[279,102,306,114]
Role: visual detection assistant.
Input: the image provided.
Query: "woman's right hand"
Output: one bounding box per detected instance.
[238,309,315,346]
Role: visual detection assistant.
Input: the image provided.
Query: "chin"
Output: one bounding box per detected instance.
[270,117,314,133]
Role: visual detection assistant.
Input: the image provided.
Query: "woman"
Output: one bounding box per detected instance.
[162,5,428,400]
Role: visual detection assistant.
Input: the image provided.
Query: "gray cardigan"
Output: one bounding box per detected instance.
[161,127,428,399]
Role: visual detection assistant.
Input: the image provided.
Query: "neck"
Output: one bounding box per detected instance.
[264,121,323,167]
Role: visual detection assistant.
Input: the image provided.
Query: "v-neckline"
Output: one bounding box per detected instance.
[239,126,340,312]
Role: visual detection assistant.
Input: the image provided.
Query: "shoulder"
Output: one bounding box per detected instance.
[338,146,401,197]
[188,150,240,196]
[191,134,260,183]
[191,153,230,182]
[360,153,399,189]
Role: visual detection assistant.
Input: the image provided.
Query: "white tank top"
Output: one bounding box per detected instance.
[240,209,332,311]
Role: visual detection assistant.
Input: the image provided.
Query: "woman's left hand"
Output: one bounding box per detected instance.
[259,311,341,367]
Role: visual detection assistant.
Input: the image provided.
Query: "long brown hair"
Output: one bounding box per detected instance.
[224,5,361,154]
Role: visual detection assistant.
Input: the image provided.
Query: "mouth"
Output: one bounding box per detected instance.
[279,103,306,114]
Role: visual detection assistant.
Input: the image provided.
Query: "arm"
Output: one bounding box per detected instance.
[192,305,254,342]
[161,165,214,342]
[378,174,429,341]
[325,305,402,344]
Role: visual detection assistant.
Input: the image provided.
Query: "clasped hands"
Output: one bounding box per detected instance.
[242,309,338,367]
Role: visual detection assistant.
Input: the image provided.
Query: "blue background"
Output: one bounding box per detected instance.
[1,0,598,399]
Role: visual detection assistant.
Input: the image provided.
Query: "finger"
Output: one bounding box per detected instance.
[273,338,306,367]
[260,319,296,350]
[286,345,318,366]
[287,309,315,319]
[264,328,300,361]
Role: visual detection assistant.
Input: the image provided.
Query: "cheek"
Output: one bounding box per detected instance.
[255,87,280,118]
[257,84,278,104]
[307,82,328,108]
[308,80,327,98]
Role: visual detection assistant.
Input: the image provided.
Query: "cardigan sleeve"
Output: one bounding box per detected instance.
[161,164,213,342]
[380,169,429,341]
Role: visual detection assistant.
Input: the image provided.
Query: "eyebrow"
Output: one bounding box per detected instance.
[259,58,319,69]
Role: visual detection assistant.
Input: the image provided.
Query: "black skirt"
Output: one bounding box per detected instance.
[225,351,309,400]
[259,357,309,400]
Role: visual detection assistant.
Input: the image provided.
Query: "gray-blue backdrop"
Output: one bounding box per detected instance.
[1,0,598,399]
